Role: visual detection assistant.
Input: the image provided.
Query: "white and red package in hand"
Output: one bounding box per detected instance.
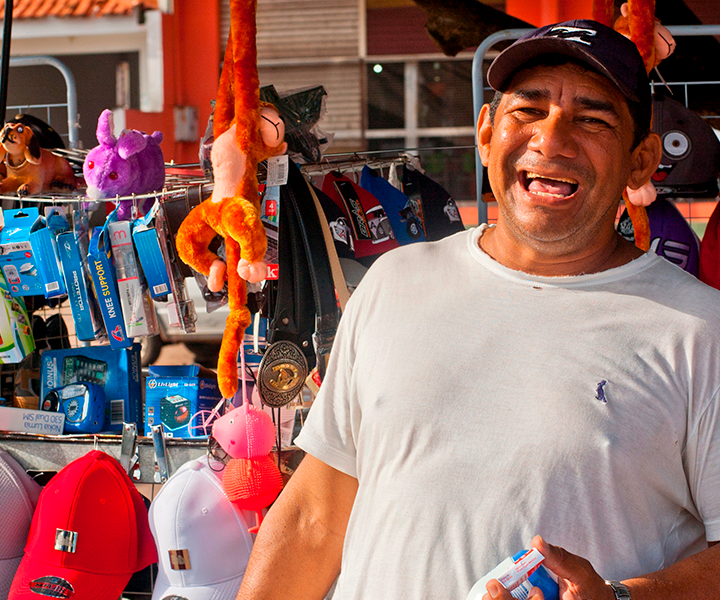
[466,548,559,600]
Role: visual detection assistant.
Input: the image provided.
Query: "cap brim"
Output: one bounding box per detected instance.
[9,555,132,600]
[339,257,368,289]
[151,570,245,600]
[487,37,641,103]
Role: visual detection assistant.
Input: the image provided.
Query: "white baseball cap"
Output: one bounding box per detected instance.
[149,457,255,600]
[0,449,42,599]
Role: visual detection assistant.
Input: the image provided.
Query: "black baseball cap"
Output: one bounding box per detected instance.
[487,20,651,130]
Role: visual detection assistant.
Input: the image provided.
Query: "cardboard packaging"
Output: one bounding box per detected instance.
[108,220,159,338]
[132,202,173,299]
[0,207,43,297]
[57,231,104,342]
[0,271,35,364]
[0,406,65,435]
[40,344,142,432]
[88,225,132,349]
[145,365,222,438]
[28,208,70,299]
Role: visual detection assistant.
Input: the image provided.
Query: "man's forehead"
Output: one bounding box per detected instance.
[503,62,627,106]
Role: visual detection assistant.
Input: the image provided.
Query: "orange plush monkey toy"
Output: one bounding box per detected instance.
[592,0,675,250]
[176,0,287,399]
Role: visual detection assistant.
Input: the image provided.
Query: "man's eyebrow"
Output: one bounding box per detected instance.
[508,89,621,118]
[509,88,550,102]
[575,97,620,117]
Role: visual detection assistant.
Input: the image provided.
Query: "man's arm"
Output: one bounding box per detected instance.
[236,454,358,600]
[483,536,720,600]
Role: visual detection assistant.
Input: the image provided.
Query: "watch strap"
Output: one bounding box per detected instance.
[605,580,631,600]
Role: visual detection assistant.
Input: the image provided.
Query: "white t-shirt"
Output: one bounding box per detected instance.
[295,226,720,600]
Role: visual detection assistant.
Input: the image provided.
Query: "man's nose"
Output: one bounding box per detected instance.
[526,110,578,159]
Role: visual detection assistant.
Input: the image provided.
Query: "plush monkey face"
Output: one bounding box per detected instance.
[259,106,288,155]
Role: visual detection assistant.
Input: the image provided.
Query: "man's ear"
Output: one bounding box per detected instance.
[627,132,662,190]
[477,104,493,167]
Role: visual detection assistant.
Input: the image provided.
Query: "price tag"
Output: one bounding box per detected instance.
[266,155,289,187]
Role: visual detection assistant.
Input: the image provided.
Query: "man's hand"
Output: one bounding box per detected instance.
[482,579,544,600]
[482,536,615,600]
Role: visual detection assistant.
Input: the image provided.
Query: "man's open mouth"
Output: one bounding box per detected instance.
[521,171,579,198]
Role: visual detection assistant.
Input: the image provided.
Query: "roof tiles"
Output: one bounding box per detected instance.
[0,0,158,18]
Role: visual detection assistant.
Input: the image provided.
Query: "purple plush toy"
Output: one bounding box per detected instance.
[83,109,165,220]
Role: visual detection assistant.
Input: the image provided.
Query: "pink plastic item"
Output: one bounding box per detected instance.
[212,402,275,459]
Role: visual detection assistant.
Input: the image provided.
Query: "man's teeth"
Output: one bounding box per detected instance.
[525,172,578,185]
[524,171,577,198]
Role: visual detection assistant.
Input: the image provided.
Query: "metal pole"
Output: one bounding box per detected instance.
[9,56,80,148]
[0,0,13,123]
[472,29,532,225]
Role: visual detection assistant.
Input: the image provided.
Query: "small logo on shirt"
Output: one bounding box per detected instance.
[595,380,608,403]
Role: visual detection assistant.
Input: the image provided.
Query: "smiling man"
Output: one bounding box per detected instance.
[236,21,720,600]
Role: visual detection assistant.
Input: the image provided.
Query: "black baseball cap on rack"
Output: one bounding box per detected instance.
[650,93,720,198]
[486,19,651,131]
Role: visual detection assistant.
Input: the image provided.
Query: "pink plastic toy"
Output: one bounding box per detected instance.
[214,348,284,533]
[212,401,275,459]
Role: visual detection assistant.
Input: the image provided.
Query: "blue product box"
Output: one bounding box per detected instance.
[40,344,142,432]
[132,203,172,299]
[57,231,104,341]
[0,208,43,297]
[88,226,131,349]
[29,209,70,299]
[145,365,222,438]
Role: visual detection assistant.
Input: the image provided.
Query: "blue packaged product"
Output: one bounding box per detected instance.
[88,225,131,349]
[28,208,70,298]
[466,548,559,600]
[57,231,104,341]
[40,344,142,432]
[0,207,43,297]
[145,365,223,438]
[42,382,105,434]
[132,201,173,299]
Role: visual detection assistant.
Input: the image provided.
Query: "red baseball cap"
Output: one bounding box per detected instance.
[9,450,157,600]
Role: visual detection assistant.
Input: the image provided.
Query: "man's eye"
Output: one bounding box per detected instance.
[515,107,544,118]
[578,117,610,127]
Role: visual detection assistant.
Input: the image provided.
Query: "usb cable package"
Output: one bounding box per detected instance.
[108,220,159,338]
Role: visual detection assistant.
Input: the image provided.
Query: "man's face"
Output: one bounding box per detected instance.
[478,63,649,254]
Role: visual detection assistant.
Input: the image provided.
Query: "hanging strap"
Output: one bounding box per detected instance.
[268,159,339,377]
[303,176,350,312]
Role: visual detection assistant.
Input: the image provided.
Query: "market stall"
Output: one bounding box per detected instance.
[1,0,720,598]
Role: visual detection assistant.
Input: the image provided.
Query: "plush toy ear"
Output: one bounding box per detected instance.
[97,109,117,147]
[116,130,148,160]
[24,135,41,165]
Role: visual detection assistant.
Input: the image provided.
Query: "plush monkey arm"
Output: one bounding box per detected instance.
[176,202,225,275]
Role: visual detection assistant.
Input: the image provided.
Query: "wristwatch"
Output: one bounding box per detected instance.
[605,580,631,600]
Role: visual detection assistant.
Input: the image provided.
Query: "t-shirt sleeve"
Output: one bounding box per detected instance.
[686,386,720,541]
[294,289,365,479]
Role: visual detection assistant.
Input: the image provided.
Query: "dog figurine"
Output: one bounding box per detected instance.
[0,122,77,196]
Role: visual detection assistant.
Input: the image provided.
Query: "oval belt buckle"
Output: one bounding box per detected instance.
[258,340,309,407]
